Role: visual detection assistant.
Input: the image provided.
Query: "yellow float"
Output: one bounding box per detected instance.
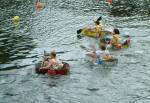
[77,16,110,39]
[12,16,20,22]
[77,28,108,39]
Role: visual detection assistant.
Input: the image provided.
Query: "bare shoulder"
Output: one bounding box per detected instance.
[49,59,55,63]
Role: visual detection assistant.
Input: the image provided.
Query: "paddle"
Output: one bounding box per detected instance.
[77,29,82,34]
[59,59,78,61]
[43,50,75,62]
[80,45,91,52]
[44,51,70,56]
[40,50,47,68]
[77,34,84,39]
[80,45,96,52]
[97,16,102,21]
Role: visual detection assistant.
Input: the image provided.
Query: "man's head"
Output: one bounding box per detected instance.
[113,28,120,35]
[50,51,56,58]
[95,20,100,25]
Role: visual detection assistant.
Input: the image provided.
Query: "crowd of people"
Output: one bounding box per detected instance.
[81,18,130,64]
[39,16,131,70]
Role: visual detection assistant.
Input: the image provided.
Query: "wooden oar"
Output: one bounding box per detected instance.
[40,50,47,68]
[80,45,91,52]
[44,51,70,56]
[80,45,96,52]
[59,59,78,61]
[77,29,83,34]
[97,16,102,21]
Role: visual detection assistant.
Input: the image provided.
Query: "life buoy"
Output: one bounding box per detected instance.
[116,44,123,49]
[107,0,112,5]
[36,2,44,11]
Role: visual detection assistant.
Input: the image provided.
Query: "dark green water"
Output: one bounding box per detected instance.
[0,0,150,103]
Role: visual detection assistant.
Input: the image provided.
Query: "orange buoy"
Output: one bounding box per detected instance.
[106,0,112,5]
[116,44,123,49]
[36,2,44,11]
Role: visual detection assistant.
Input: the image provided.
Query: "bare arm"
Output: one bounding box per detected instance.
[42,60,53,69]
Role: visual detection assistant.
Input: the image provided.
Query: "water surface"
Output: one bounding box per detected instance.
[0,0,150,103]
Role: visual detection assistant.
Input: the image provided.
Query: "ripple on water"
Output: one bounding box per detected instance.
[0,0,150,103]
[0,74,16,85]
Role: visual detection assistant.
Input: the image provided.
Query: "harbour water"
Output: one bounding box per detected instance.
[0,0,150,103]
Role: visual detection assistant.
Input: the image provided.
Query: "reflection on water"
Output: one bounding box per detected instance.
[0,0,35,70]
[0,32,34,64]
[110,0,150,16]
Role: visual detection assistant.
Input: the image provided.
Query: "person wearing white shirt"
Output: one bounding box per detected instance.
[86,45,112,63]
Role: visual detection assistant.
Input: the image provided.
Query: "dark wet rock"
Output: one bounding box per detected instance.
[4,93,18,96]
[48,83,57,88]
[87,88,99,91]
